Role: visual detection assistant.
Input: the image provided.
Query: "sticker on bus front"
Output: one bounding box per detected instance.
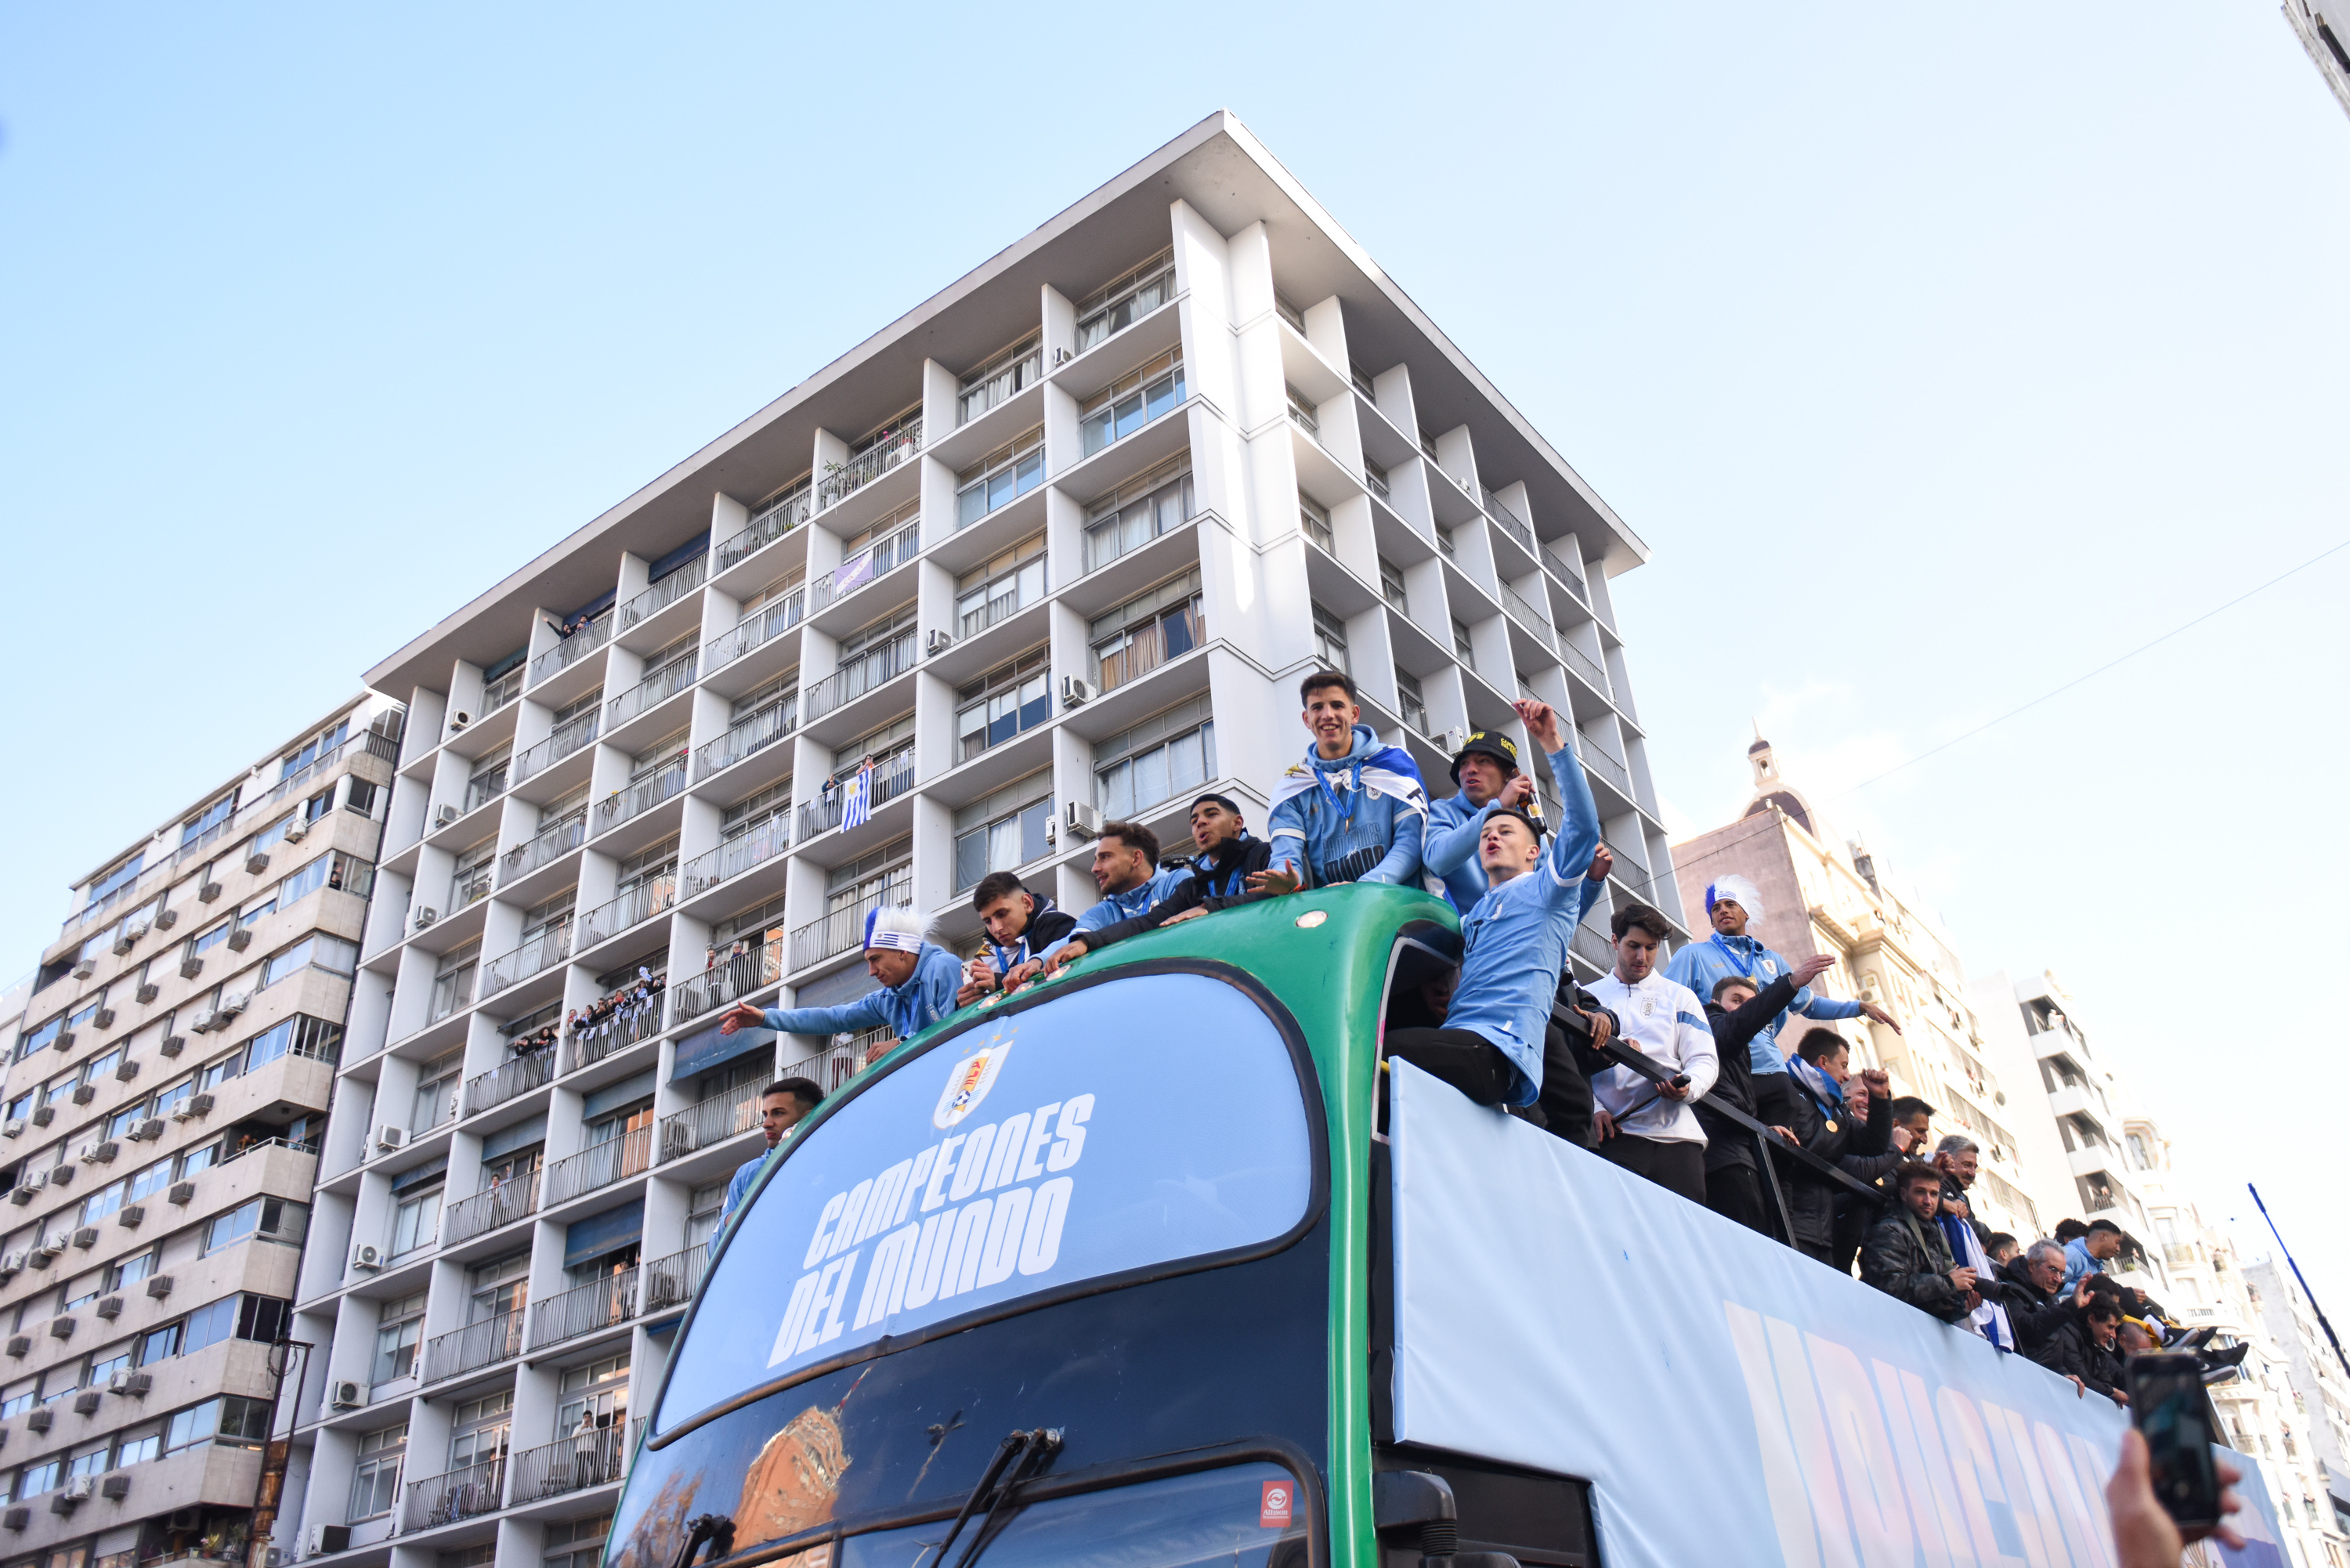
[932,1035,1012,1129]
[1260,1480,1292,1527]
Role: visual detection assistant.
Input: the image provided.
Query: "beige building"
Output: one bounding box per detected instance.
[0,695,403,1568]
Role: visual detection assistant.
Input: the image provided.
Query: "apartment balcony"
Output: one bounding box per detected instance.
[2046,1082,2106,1124]
[570,994,663,1072]
[529,1269,637,1353]
[705,587,806,675]
[607,656,696,730]
[819,420,923,509]
[402,1456,505,1533]
[668,944,779,1026]
[804,631,918,723]
[717,486,812,574]
[421,1308,525,1384]
[512,712,602,786]
[1094,605,1202,694]
[577,880,676,952]
[618,555,707,631]
[659,1083,761,1162]
[812,525,919,613]
[2067,1143,2120,1180]
[542,1127,653,1209]
[1541,544,1589,605]
[1480,487,1536,557]
[679,821,789,901]
[1558,638,1611,698]
[462,1047,556,1118]
[443,1168,543,1245]
[790,882,906,974]
[269,728,400,806]
[450,863,495,912]
[481,666,526,715]
[795,752,915,841]
[1578,739,1635,799]
[1569,923,1614,975]
[480,923,572,997]
[502,811,588,886]
[1499,583,1556,648]
[960,342,1042,425]
[693,699,797,783]
[510,1425,630,1505]
[531,616,613,687]
[595,759,688,831]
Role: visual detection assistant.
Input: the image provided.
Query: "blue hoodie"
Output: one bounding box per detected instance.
[1067,865,1196,938]
[1662,930,1864,1079]
[758,941,964,1042]
[1268,724,1430,888]
[1424,791,1505,912]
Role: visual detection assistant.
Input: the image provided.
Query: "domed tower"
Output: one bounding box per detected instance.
[1741,727,1818,839]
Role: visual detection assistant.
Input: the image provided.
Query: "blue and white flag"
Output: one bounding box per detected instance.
[841,761,874,833]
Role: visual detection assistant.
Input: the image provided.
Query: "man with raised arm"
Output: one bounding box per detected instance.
[1382,699,1602,1117]
[1422,729,1536,914]
[1268,670,1429,889]
[1661,873,1900,1113]
[1698,952,1831,1233]
[718,905,963,1057]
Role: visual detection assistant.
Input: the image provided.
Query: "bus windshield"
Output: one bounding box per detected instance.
[655,967,1319,1433]
[841,1462,1308,1568]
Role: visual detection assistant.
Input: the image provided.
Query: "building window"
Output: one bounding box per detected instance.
[1395,670,1429,735]
[429,945,479,1025]
[115,1420,163,1466]
[1090,569,1202,692]
[959,332,1042,424]
[373,1292,429,1384]
[1378,557,1408,613]
[1451,618,1476,670]
[203,1197,308,1255]
[1079,349,1184,457]
[556,1353,631,1438]
[162,1394,270,1454]
[262,933,359,988]
[956,535,1047,635]
[1094,695,1216,822]
[350,1424,408,1519]
[685,1182,727,1256]
[1074,251,1174,352]
[956,429,1044,528]
[1300,495,1332,551]
[391,1183,443,1258]
[953,774,1054,893]
[954,648,1050,764]
[1084,461,1193,572]
[448,1389,513,1470]
[1312,604,1350,674]
[180,793,237,851]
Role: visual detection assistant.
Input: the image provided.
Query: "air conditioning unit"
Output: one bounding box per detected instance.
[29,1106,52,1126]
[168,1181,196,1205]
[197,881,222,902]
[374,1125,407,1152]
[5,1189,29,1209]
[81,1141,117,1165]
[412,907,439,931]
[113,1061,138,1083]
[435,804,461,829]
[351,1243,383,1272]
[2,1336,26,1358]
[1440,727,1469,758]
[1060,675,1094,708]
[26,1409,52,1433]
[50,1030,72,1052]
[329,1380,363,1411]
[2,1506,27,1530]
[227,928,254,952]
[134,983,159,1004]
[179,957,204,980]
[188,1093,215,1117]
[1054,345,1075,365]
[45,1317,73,1339]
[70,1085,96,1106]
[1,1120,21,1140]
[61,1477,94,1503]
[283,817,309,842]
[70,1391,101,1415]
[145,1274,175,1298]
[99,1475,128,1501]
[448,710,473,732]
[154,909,178,930]
[307,1523,352,1555]
[128,1118,164,1142]
[108,1370,149,1396]
[70,1227,98,1249]
[45,1165,73,1188]
[190,1010,220,1034]
[34,1239,66,1262]
[110,932,135,956]
[244,850,271,875]
[93,1007,115,1029]
[1062,801,1103,841]
[125,917,153,942]
[159,1036,184,1057]
[0,1251,20,1275]
[70,959,95,981]
[117,1205,143,1229]
[21,1169,47,1193]
[169,1104,196,1124]
[927,629,954,656]
[218,993,248,1020]
[95,1295,123,1320]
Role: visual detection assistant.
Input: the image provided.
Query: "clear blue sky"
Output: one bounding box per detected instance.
[5,5,2345,1302]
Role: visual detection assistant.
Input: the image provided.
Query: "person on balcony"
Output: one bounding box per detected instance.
[1268,671,1428,890]
[709,1077,823,1252]
[1043,794,1301,973]
[1064,821,1195,939]
[1422,730,1535,914]
[1661,874,1900,1120]
[959,873,1079,1003]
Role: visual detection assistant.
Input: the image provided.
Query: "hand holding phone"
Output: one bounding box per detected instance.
[2124,1353,2225,1533]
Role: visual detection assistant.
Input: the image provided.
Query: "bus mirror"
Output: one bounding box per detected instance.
[1373,1469,1457,1529]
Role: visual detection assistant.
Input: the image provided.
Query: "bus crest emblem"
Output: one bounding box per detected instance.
[934,1035,1013,1129]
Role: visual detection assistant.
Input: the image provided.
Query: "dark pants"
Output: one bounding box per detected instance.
[1383,1028,1517,1105]
[1705,1162,1772,1236]
[1535,1024,1595,1148]
[1831,1201,1871,1275]
[1795,1238,1833,1266]
[1595,1135,1706,1203]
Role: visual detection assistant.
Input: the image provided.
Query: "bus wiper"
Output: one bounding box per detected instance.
[669,1512,736,1568]
[931,1428,1062,1568]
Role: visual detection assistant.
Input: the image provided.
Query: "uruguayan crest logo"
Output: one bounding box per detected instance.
[933,1033,1013,1129]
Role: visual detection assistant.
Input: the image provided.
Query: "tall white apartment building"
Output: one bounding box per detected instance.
[0,694,403,1568]
[2247,1255,2350,1555]
[272,114,1679,1568]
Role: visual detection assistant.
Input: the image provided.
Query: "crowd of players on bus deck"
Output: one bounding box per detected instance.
[703,670,2247,1404]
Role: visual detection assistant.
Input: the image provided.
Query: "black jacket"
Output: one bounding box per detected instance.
[1080,834,1275,948]
[2030,1313,2125,1400]
[1996,1255,2073,1353]
[1696,974,1800,1173]
[982,890,1076,973]
[1780,1065,1893,1248]
[1860,1207,1973,1323]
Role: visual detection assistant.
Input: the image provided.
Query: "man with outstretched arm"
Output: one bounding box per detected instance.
[1043,793,1300,971]
[1585,904,1719,1203]
[718,905,962,1064]
[1268,670,1429,889]
[1382,699,1601,1123]
[956,873,1077,1006]
[1697,952,1832,1233]
[1065,819,1195,941]
[1423,729,1536,913]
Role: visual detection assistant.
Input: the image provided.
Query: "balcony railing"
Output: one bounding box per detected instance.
[703,587,805,673]
[481,666,526,714]
[1481,487,1535,553]
[464,765,510,816]
[692,699,796,783]
[960,343,1042,424]
[576,880,675,952]
[510,1425,630,1505]
[421,1308,526,1384]
[669,941,781,1025]
[267,729,398,805]
[658,1083,761,1162]
[813,525,920,612]
[643,1246,707,1313]
[619,556,707,630]
[528,1269,638,1352]
[479,923,573,997]
[1499,584,1555,645]
[1578,739,1635,797]
[531,614,614,686]
[596,758,688,830]
[403,1456,507,1533]
[543,1126,654,1208]
[804,632,917,721]
[462,1047,557,1117]
[607,656,696,729]
[1541,544,1589,605]
[501,811,588,885]
[795,752,915,841]
[790,881,908,973]
[443,1168,543,1245]
[718,486,812,573]
[512,712,602,786]
[1569,923,1614,974]
[1559,637,1611,696]
[819,420,923,508]
[680,818,789,901]
[570,992,663,1072]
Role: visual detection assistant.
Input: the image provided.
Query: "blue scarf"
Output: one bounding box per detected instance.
[1787,1053,1846,1123]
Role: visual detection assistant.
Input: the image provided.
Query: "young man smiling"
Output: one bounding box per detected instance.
[1044,793,1300,969]
[1065,819,1195,939]
[1268,670,1429,889]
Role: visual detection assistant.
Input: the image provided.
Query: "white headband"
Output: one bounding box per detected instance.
[1705,874,1764,921]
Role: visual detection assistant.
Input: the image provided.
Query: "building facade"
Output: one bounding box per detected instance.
[2248,1255,2350,1559]
[0,695,403,1568]
[269,114,1683,1568]
[2287,0,2350,121]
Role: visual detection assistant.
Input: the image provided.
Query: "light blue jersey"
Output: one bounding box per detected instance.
[1661,932,1864,1078]
[758,942,964,1043]
[1067,865,1195,939]
[1423,791,1504,912]
[1268,724,1429,888]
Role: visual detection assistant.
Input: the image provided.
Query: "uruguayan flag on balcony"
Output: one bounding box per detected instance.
[841,761,874,833]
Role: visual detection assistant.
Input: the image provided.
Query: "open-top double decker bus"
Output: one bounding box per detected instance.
[606,887,2288,1568]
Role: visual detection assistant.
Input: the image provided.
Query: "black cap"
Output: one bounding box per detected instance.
[1449,730,1520,786]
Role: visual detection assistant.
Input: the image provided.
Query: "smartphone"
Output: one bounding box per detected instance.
[2128,1353,2222,1529]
